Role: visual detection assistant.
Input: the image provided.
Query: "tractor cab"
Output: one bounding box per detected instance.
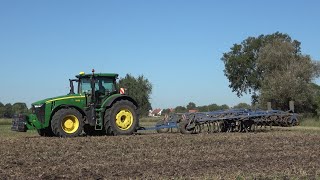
[69,71,119,105]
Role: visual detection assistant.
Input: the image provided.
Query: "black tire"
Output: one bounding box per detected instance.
[104,100,138,135]
[84,125,106,136]
[179,120,195,134]
[220,121,228,132]
[37,127,55,137]
[51,108,84,137]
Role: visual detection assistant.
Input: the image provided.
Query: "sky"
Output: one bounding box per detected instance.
[0,0,319,109]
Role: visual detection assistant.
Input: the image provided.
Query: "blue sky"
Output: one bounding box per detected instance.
[0,0,319,109]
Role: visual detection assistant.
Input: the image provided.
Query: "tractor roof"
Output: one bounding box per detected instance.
[76,73,119,79]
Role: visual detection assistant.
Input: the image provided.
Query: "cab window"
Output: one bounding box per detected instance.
[79,78,91,94]
[79,77,115,94]
[96,78,115,93]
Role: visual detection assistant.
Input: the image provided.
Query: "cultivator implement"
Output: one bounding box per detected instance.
[142,109,298,134]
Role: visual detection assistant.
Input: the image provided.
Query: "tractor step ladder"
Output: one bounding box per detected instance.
[95,109,103,130]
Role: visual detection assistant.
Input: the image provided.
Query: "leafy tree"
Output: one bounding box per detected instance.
[219,104,229,110]
[161,108,172,115]
[12,103,28,114]
[173,103,230,113]
[175,106,187,113]
[197,103,230,112]
[311,83,320,117]
[0,102,4,118]
[186,102,196,110]
[257,40,320,111]
[118,74,152,117]
[4,103,13,118]
[221,32,301,102]
[197,105,208,112]
[222,32,320,112]
[207,104,220,111]
[233,102,251,109]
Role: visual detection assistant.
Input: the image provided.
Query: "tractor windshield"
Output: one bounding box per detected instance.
[79,77,116,94]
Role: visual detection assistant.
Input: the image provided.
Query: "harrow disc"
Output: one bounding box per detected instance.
[179,120,195,134]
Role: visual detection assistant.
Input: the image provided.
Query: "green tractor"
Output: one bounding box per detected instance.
[11,70,139,137]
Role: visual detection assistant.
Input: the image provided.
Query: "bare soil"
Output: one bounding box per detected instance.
[1,128,320,179]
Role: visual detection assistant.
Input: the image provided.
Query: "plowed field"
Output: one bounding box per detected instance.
[1,127,320,179]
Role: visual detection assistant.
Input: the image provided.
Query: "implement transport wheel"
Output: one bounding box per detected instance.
[179,120,195,134]
[156,120,170,133]
[51,108,84,137]
[104,100,138,135]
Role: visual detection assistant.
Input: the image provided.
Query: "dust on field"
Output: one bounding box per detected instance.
[1,128,320,179]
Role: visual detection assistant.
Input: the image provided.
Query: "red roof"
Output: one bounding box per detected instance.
[188,109,198,113]
[152,108,162,114]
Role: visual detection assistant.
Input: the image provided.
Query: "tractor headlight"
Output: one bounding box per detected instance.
[32,104,44,114]
[32,104,46,123]
[34,104,44,108]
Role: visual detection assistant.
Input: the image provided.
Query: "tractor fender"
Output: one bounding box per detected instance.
[101,94,138,113]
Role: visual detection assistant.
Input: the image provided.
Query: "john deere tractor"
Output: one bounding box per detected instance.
[11,70,139,137]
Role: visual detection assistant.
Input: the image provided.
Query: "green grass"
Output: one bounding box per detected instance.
[139,116,162,127]
[0,125,37,137]
[0,118,37,137]
[299,118,320,127]
[139,117,162,123]
[0,118,12,125]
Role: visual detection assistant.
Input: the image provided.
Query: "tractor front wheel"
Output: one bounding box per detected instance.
[51,108,84,137]
[104,100,138,135]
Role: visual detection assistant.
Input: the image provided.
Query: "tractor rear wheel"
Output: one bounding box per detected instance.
[51,108,84,137]
[104,100,138,135]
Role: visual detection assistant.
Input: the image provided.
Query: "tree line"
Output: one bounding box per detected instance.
[161,102,251,114]
[0,102,29,118]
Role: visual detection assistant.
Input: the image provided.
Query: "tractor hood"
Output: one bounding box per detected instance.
[31,94,85,106]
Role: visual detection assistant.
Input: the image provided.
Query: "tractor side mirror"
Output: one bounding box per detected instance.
[69,79,75,95]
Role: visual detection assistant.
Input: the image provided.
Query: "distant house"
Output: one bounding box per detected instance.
[149,108,163,117]
[188,109,199,113]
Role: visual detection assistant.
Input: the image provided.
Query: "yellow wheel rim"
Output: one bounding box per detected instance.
[115,109,133,130]
[61,115,80,134]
